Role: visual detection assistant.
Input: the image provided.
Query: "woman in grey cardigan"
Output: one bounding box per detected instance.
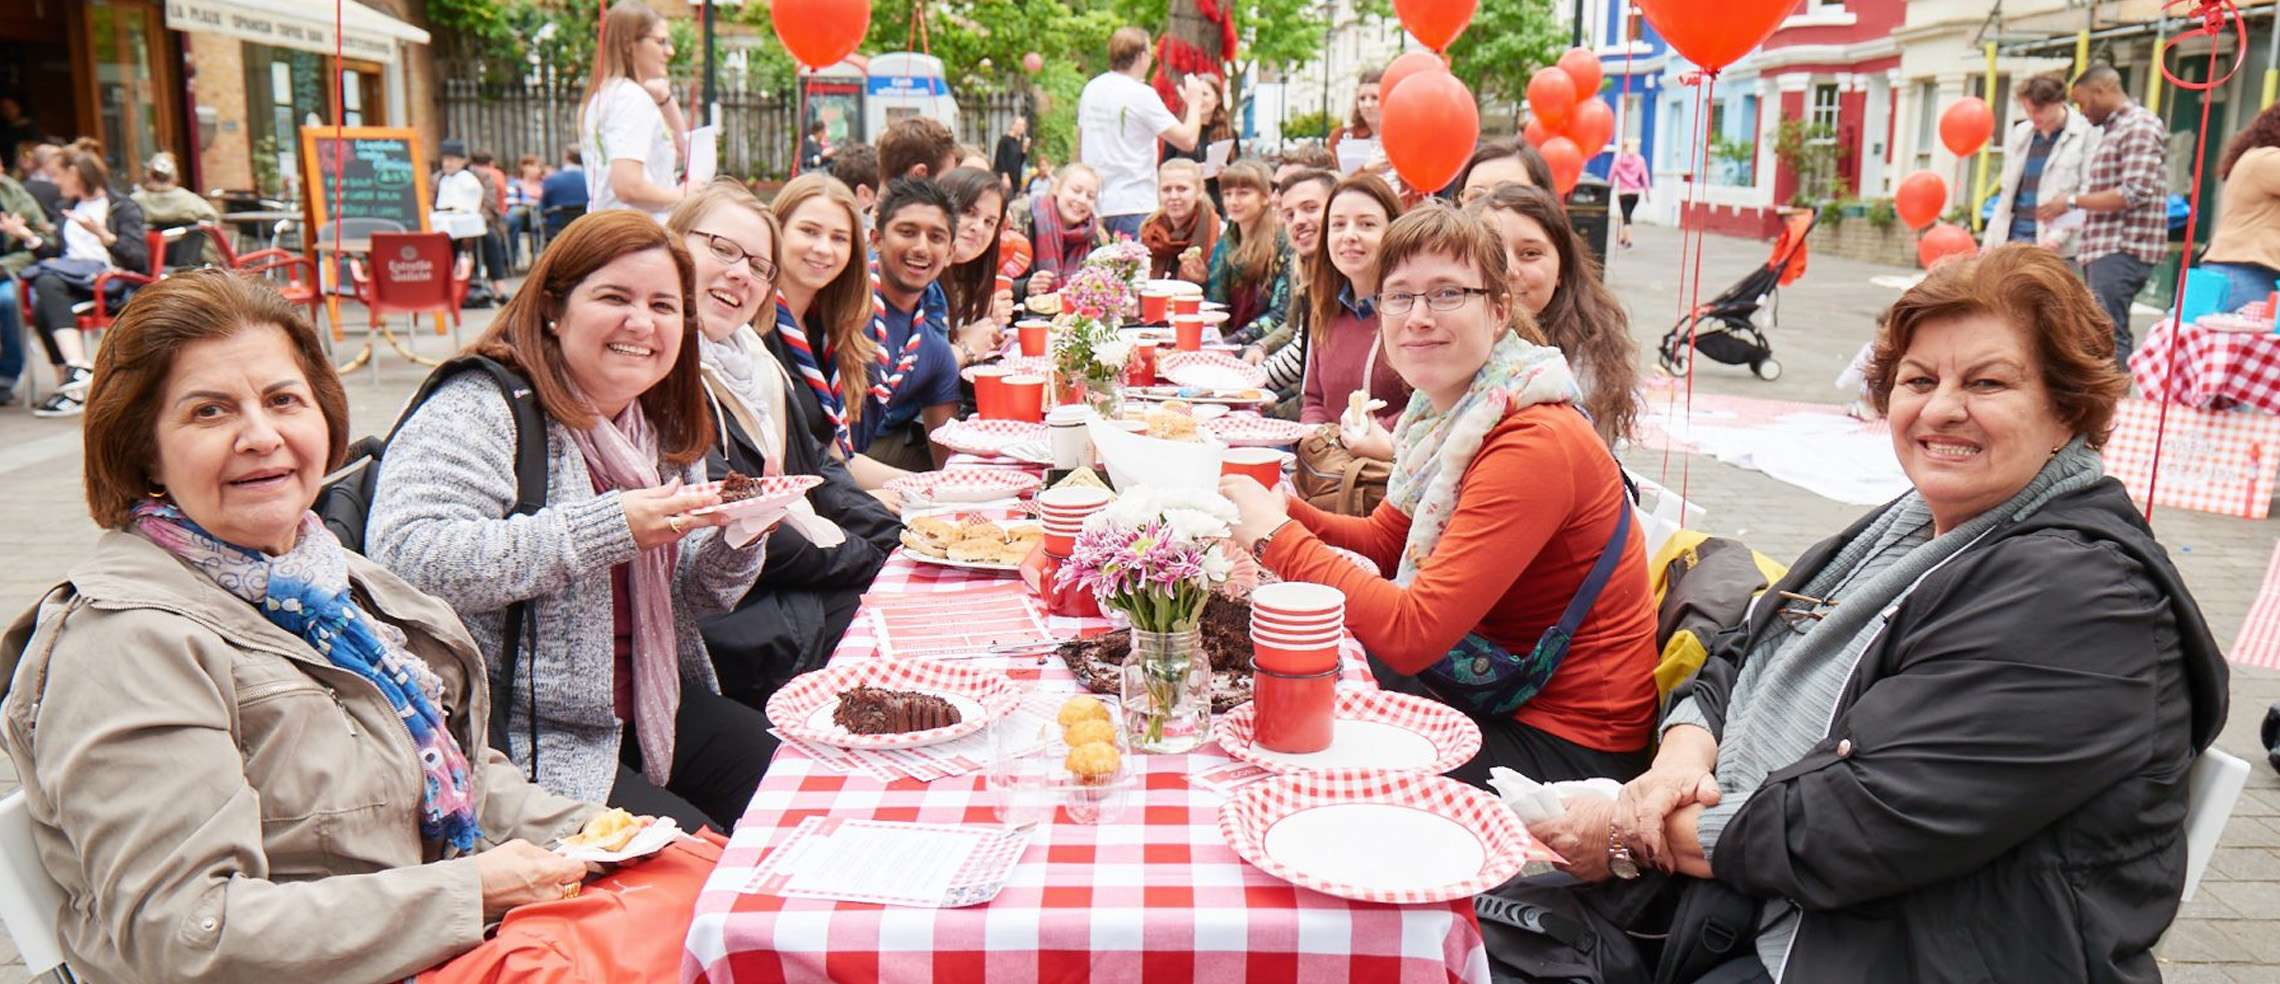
[370,210,777,832]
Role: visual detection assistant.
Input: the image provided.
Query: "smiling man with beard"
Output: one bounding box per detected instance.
[856,178,963,471]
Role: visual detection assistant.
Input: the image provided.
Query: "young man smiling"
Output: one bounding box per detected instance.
[857,178,962,472]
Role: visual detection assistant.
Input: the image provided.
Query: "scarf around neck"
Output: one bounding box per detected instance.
[774,297,853,456]
[1140,201,1220,278]
[1385,332,1583,585]
[564,392,683,786]
[700,325,786,469]
[1031,194,1097,275]
[132,504,485,850]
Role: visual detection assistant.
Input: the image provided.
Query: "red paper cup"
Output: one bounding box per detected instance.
[1171,294,1202,317]
[1253,664,1338,752]
[1251,581,1345,618]
[1250,637,1340,675]
[1220,447,1286,488]
[970,367,1011,420]
[1141,290,1171,324]
[1251,623,1345,648]
[1018,322,1051,357]
[1252,610,1346,636]
[1002,374,1047,423]
[1172,315,1204,351]
[995,274,1014,296]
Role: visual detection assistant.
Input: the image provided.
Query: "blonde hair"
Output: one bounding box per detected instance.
[1157,158,1202,185]
[770,173,879,423]
[580,0,663,131]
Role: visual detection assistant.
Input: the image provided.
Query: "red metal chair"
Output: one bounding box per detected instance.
[199,221,330,339]
[348,231,472,352]
[76,228,169,337]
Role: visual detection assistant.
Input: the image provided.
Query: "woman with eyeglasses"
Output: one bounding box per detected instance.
[1220,205,1658,789]
[579,0,688,217]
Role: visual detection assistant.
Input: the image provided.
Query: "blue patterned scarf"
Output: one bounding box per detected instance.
[133,503,485,851]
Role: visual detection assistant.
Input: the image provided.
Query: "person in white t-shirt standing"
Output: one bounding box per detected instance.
[1078,27,1216,242]
[580,0,690,219]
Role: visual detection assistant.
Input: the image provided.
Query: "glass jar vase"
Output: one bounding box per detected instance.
[1119,626,1211,754]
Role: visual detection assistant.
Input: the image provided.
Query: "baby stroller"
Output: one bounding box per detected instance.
[1657,209,1815,381]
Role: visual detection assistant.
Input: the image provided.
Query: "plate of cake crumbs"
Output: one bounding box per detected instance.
[685,472,823,520]
[767,660,1021,749]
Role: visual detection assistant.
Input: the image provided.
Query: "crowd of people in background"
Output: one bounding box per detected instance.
[0,0,2258,976]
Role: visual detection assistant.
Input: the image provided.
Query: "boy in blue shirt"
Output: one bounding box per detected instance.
[852,178,962,471]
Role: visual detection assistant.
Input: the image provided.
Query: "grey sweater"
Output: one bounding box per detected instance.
[366,373,764,803]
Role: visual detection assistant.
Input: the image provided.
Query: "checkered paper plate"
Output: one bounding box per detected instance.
[1219,769,1549,904]
[1204,413,1318,448]
[929,418,1049,457]
[684,475,824,520]
[1215,690,1481,776]
[885,469,1043,503]
[767,660,1022,751]
[1160,350,1269,389]
[961,354,1054,382]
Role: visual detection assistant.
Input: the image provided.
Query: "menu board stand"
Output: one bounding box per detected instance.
[298,126,437,363]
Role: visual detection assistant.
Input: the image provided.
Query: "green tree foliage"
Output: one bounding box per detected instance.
[1442,0,1567,112]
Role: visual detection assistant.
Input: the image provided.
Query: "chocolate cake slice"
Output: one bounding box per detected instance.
[718,470,768,502]
[832,686,963,734]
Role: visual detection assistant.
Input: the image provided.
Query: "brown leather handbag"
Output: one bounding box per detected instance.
[1292,424,1391,517]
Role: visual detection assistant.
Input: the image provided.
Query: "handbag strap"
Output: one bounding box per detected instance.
[1536,487,1633,664]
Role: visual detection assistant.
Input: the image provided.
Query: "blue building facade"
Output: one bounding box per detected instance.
[1585,3,1670,181]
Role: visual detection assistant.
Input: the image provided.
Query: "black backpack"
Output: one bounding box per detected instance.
[315,354,549,763]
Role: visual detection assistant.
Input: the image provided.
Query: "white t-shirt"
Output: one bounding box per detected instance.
[1077,71,1180,218]
[61,196,110,264]
[581,78,678,218]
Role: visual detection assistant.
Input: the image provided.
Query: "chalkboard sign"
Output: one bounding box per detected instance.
[298,125,431,240]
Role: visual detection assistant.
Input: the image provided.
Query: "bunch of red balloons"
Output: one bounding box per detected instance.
[1518,47,1612,195]
[1378,0,1482,195]
[1893,97,1996,268]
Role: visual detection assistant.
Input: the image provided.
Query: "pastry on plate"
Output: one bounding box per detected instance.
[563,807,651,852]
[1063,718,1117,748]
[1064,741,1122,786]
[832,686,963,734]
[719,470,768,502]
[1057,695,1112,728]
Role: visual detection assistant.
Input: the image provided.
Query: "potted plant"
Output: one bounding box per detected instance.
[1057,489,1239,752]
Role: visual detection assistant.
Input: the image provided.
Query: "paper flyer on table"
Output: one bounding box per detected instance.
[740,816,1035,907]
[1335,137,1381,175]
[685,125,719,187]
[863,584,1057,658]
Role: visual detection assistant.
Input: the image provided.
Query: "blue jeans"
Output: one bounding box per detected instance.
[1101,213,1146,241]
[2198,261,2280,312]
[2084,252,2153,367]
[0,274,22,388]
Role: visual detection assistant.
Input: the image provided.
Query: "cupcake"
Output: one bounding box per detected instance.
[1063,718,1117,748]
[1057,696,1111,729]
[1063,741,1122,787]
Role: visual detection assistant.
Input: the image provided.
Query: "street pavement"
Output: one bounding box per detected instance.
[0,222,2274,979]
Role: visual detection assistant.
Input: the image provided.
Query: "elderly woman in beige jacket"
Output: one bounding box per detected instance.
[1984,70,2101,257]
[0,270,606,984]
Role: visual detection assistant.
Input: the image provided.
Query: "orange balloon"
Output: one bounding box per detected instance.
[1394,0,1479,50]
[773,0,871,68]
[1381,70,1481,194]
[1567,97,1615,158]
[1540,136,1585,195]
[1527,68,1578,130]
[1523,117,1553,148]
[1916,223,1977,269]
[1557,47,1603,99]
[1380,50,1448,102]
[1939,97,1995,157]
[1894,170,1947,229]
[1635,0,1792,73]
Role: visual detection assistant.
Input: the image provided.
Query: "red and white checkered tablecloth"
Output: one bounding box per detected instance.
[2103,397,2280,519]
[683,554,1492,984]
[2130,318,2280,414]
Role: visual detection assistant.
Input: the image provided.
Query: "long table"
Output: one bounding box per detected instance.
[681,548,1493,984]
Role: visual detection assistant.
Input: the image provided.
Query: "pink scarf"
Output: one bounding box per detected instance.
[566,394,682,786]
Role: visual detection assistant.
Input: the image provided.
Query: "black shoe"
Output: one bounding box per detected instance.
[31,391,83,417]
[59,364,92,398]
[0,386,15,407]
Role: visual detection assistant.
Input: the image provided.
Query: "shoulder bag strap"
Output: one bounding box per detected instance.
[448,356,550,775]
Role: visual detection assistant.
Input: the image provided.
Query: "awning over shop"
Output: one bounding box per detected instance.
[165,0,430,64]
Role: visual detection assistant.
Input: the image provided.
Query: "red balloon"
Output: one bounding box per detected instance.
[1380,50,1447,102]
[773,0,871,68]
[1567,97,1615,158]
[1939,97,1995,157]
[1540,136,1585,195]
[1381,70,1481,194]
[1557,47,1603,99]
[1916,223,1977,269]
[1023,52,1044,74]
[1523,117,1553,148]
[1394,0,1479,51]
[1894,170,1947,229]
[1635,0,1792,73]
[1526,68,1578,130]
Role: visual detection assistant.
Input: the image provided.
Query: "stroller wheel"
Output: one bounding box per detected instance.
[1753,358,1784,381]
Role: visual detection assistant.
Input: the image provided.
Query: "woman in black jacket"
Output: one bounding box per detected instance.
[1525,244,2230,984]
[666,180,899,707]
[24,149,145,416]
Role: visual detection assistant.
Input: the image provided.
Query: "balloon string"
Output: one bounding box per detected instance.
[2144,39,2229,521]
[1658,75,1710,491]
[331,0,344,338]
[1678,71,1717,511]
[792,73,809,177]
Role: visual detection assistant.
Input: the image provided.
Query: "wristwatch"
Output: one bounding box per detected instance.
[1607,821,1642,880]
[1250,518,1292,564]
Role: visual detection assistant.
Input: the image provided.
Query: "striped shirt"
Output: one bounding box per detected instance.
[2077,101,2170,265]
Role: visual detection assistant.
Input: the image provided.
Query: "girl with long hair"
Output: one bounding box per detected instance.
[1300,173,1410,458]
[1139,158,1219,281]
[1469,184,1639,446]
[578,0,687,216]
[765,173,911,496]
[935,166,1013,364]
[1208,159,1293,347]
[1019,162,1104,296]
[2202,101,2280,310]
[1327,70,1383,170]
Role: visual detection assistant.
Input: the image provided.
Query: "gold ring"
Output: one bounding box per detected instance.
[561,882,581,899]
[668,515,686,536]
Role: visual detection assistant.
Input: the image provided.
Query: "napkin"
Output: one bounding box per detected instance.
[782,499,844,547]
[1340,392,1388,445]
[724,500,795,549]
[1487,766,1623,822]
[1086,418,1225,491]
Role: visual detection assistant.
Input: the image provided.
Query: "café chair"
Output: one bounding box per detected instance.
[0,792,78,983]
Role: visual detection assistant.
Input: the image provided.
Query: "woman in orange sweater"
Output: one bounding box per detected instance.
[1222,205,1659,786]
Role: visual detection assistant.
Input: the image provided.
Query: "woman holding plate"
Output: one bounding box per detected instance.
[1221,205,1659,787]
[369,210,779,832]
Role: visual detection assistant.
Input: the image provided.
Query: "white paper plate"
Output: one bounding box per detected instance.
[1265,803,1487,891]
[556,815,687,863]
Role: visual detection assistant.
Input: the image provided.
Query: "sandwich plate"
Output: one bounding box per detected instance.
[768,660,1021,750]
[901,519,1044,573]
[1204,414,1317,448]
[1159,351,1268,389]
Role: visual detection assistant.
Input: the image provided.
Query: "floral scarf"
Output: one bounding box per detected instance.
[132,503,485,850]
[1385,332,1582,585]
[564,392,683,786]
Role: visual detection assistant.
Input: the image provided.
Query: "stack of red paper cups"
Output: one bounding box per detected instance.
[1248,581,1343,753]
[1037,486,1115,554]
